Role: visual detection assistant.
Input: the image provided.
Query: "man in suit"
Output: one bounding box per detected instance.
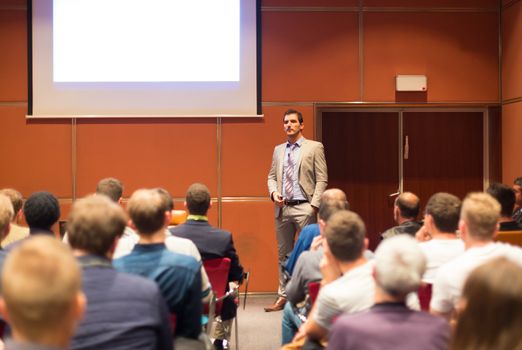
[267,109,328,312]
[170,183,244,350]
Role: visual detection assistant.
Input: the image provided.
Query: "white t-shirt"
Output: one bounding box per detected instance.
[314,261,375,330]
[430,242,522,313]
[419,238,465,284]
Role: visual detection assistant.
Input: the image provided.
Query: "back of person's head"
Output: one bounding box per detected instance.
[0,194,14,234]
[395,192,420,219]
[128,189,168,235]
[185,183,211,215]
[156,187,174,211]
[0,188,24,219]
[96,177,123,203]
[425,192,461,233]
[450,257,522,350]
[460,192,500,241]
[318,189,349,222]
[324,210,366,262]
[374,235,426,298]
[0,236,84,344]
[67,195,127,257]
[486,183,516,218]
[23,191,60,231]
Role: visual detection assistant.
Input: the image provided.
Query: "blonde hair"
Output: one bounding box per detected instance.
[461,192,500,240]
[128,189,169,234]
[1,236,82,341]
[0,188,23,215]
[0,194,14,233]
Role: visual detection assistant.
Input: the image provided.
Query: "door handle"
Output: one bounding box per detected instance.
[404,135,409,160]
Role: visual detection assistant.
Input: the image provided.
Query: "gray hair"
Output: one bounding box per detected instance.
[374,235,426,297]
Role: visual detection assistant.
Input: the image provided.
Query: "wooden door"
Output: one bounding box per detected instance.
[321,111,399,250]
[402,111,484,207]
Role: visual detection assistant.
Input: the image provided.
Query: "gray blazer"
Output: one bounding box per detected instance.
[267,138,328,217]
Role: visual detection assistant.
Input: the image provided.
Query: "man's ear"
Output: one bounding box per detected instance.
[183,201,188,210]
[364,238,369,250]
[319,219,326,236]
[2,222,10,240]
[458,219,467,239]
[164,210,172,227]
[209,201,213,209]
[73,292,87,323]
[128,219,137,231]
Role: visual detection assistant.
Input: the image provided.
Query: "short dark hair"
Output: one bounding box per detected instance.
[68,195,127,256]
[425,193,461,233]
[186,183,211,215]
[487,183,515,217]
[156,188,174,211]
[23,192,60,231]
[514,177,522,187]
[396,194,420,219]
[318,197,349,222]
[325,210,366,262]
[283,109,303,124]
[96,178,123,203]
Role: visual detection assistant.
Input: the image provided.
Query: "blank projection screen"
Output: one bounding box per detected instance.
[29,0,260,118]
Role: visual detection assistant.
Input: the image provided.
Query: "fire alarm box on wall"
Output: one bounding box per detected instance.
[396,75,427,92]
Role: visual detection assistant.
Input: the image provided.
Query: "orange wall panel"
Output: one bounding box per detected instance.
[0,106,73,197]
[0,9,27,101]
[502,102,522,183]
[502,0,522,100]
[76,119,218,199]
[221,201,278,292]
[221,105,315,197]
[262,11,359,102]
[364,12,499,102]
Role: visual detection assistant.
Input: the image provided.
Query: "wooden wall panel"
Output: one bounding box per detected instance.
[502,102,522,183]
[502,0,522,100]
[262,11,359,102]
[0,9,27,101]
[363,0,499,7]
[221,105,315,197]
[76,119,218,199]
[262,0,358,7]
[364,12,499,102]
[0,106,72,197]
[221,201,278,292]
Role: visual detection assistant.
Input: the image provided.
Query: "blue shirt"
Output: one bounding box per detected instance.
[285,223,320,276]
[113,244,202,340]
[72,255,173,350]
[283,137,306,200]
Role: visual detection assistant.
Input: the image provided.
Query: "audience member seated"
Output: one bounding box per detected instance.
[417,193,465,284]
[381,192,421,240]
[487,182,522,231]
[67,195,173,350]
[450,257,522,350]
[169,183,243,350]
[284,189,349,278]
[512,177,522,224]
[430,192,522,321]
[328,235,450,350]
[0,194,14,267]
[281,189,348,345]
[113,189,203,348]
[0,236,85,350]
[293,210,374,348]
[0,189,29,248]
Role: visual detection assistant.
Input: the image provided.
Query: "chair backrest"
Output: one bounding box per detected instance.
[169,210,188,226]
[418,283,433,311]
[496,230,522,248]
[308,281,321,306]
[203,258,231,299]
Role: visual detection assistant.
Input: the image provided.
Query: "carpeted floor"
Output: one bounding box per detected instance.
[228,294,283,350]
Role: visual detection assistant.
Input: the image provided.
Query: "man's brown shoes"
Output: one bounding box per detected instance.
[264,297,286,312]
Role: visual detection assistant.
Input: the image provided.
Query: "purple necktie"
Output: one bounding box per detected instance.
[284,144,297,199]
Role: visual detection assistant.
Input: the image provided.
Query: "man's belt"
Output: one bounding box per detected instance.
[284,199,308,206]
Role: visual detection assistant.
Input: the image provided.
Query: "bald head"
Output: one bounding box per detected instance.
[319,188,350,222]
[395,192,420,220]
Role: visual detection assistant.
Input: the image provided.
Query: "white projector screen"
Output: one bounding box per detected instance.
[29,0,260,118]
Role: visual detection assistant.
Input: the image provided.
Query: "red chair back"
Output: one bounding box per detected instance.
[203,258,231,315]
[418,283,433,311]
[308,281,321,306]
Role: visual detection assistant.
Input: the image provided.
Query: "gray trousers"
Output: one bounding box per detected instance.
[275,202,317,297]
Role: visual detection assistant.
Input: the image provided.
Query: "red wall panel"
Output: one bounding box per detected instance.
[364,0,498,7]
[0,10,27,101]
[502,102,522,184]
[502,0,522,100]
